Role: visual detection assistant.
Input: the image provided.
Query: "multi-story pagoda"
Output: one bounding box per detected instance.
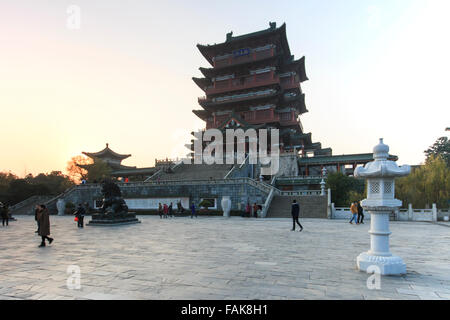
[192,22,330,157]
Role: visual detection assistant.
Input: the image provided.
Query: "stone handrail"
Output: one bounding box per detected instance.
[270,176,277,186]
[224,154,250,179]
[9,195,50,212]
[144,168,162,182]
[261,187,275,218]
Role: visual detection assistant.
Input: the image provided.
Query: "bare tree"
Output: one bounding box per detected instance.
[66,155,92,183]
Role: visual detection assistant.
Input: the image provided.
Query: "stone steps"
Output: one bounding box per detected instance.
[266,195,328,219]
[150,163,234,181]
[10,195,53,215]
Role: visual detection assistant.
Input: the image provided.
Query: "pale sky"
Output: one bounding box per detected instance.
[0,0,449,176]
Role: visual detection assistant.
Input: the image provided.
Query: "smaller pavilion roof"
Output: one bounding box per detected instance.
[83,143,131,161]
[298,153,398,166]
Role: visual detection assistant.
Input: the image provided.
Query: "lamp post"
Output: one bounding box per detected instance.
[354,138,410,275]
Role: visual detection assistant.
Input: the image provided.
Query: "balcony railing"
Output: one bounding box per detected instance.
[205,71,280,96]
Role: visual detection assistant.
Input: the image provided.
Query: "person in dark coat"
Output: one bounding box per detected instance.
[158,203,163,219]
[1,202,8,227]
[253,203,258,218]
[291,200,303,232]
[357,201,364,224]
[74,203,86,228]
[36,205,53,247]
[190,202,197,219]
[168,202,174,218]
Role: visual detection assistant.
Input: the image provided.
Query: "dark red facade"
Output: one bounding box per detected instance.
[193,22,329,156]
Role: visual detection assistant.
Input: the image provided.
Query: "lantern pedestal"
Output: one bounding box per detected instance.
[356,207,406,275]
[357,252,406,275]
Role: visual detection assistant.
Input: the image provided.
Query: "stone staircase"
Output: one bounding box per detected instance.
[148,163,234,181]
[9,195,54,215]
[266,195,327,219]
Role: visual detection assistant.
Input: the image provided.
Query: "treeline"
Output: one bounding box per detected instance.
[326,137,449,209]
[0,171,74,206]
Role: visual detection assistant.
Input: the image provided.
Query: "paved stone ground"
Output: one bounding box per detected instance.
[0,216,449,300]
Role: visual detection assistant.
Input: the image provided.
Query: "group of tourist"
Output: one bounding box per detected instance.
[34,204,54,247]
[157,201,198,218]
[158,202,174,218]
[243,202,262,218]
[349,201,364,224]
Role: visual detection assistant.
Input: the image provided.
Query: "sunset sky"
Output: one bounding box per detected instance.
[1,0,449,176]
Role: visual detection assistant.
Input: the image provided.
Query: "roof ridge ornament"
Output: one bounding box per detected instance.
[269,21,276,29]
[354,139,410,178]
[226,31,233,42]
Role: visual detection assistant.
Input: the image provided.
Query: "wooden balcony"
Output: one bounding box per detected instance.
[206,71,280,96]
[204,109,298,129]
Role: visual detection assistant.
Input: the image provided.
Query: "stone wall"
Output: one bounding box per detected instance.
[56,180,270,214]
[277,153,299,177]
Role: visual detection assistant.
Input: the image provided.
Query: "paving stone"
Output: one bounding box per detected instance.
[1,216,449,299]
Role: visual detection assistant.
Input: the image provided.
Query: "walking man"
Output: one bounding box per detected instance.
[190,202,197,219]
[0,202,8,227]
[169,202,174,218]
[349,201,358,224]
[36,205,53,247]
[74,203,85,228]
[291,200,303,232]
[357,201,364,224]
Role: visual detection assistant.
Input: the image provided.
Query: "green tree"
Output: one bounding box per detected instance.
[326,172,365,206]
[424,136,450,167]
[0,171,74,206]
[86,159,112,182]
[396,155,449,208]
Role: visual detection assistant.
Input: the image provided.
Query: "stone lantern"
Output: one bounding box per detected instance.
[320,167,327,195]
[354,138,410,275]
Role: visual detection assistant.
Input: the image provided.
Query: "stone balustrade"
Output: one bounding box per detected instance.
[329,203,447,222]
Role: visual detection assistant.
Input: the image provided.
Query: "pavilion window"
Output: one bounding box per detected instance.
[280,112,292,121]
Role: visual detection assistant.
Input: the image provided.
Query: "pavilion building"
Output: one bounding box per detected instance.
[192,22,328,157]
[80,143,158,181]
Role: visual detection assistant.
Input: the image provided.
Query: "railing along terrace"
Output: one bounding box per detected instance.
[276,176,324,181]
[85,177,275,194]
[278,190,322,196]
[205,72,279,96]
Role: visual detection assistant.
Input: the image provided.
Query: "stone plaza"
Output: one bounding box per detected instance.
[0,215,449,300]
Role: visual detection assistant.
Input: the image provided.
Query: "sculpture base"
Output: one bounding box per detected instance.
[357,252,406,275]
[87,212,141,226]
